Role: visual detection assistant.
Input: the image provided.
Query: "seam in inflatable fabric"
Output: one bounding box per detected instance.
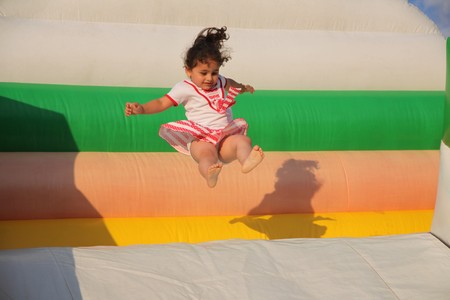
[336,153,351,210]
[48,249,76,299]
[0,288,13,299]
[342,240,401,300]
[430,232,450,249]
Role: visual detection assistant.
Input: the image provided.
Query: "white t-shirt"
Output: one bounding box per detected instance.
[166,75,233,129]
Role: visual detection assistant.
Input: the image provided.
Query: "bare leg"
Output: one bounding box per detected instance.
[190,141,222,188]
[241,145,264,173]
[219,135,264,173]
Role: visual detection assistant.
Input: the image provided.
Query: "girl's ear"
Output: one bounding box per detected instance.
[184,66,192,78]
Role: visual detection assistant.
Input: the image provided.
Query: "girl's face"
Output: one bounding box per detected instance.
[185,60,220,91]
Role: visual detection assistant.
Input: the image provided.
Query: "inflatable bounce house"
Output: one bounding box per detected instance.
[1,0,450,298]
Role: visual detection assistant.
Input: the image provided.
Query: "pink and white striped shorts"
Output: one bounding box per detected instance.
[159,118,248,155]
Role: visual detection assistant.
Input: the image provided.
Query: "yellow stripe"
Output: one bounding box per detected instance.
[0,210,434,250]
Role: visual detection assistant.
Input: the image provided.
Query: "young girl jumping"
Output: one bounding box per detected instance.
[125,26,264,188]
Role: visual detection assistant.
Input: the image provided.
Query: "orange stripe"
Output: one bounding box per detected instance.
[0,151,439,220]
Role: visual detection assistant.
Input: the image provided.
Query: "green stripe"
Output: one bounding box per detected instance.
[0,82,444,152]
[443,38,450,147]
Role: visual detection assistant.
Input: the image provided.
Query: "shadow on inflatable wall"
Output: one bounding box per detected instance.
[0,96,115,246]
[231,159,329,238]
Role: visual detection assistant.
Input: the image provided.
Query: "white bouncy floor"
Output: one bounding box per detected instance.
[1,233,450,300]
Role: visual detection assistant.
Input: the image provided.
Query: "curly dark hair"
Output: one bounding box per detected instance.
[184,26,231,69]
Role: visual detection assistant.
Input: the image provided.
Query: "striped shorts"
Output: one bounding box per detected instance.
[159,118,248,155]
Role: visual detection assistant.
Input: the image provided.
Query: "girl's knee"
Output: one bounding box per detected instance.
[225,134,251,146]
[239,135,251,144]
[190,141,218,162]
[233,135,252,149]
[219,135,250,162]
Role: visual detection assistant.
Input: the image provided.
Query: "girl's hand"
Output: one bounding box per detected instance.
[125,102,144,116]
[241,84,255,94]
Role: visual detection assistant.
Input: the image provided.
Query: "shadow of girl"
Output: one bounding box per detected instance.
[230,159,330,239]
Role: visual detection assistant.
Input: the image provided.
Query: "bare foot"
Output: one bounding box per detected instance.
[242,145,264,173]
[206,163,223,188]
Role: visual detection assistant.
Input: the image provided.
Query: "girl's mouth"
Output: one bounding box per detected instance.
[203,83,215,89]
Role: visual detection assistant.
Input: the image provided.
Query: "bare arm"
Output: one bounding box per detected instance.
[226,78,255,94]
[125,95,174,116]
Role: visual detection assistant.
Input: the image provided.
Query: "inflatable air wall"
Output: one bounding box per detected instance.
[432,38,450,247]
[0,0,447,249]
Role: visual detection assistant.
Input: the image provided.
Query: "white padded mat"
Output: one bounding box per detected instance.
[1,233,450,299]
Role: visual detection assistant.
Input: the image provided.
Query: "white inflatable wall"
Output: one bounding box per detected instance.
[0,0,446,90]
